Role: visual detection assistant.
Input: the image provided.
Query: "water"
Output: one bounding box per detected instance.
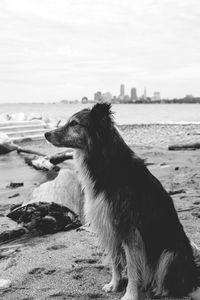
[0,103,200,125]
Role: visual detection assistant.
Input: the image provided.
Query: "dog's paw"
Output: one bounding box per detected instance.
[120,292,138,300]
[102,281,119,293]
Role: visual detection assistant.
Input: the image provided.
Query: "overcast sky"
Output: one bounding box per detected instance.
[0,0,200,103]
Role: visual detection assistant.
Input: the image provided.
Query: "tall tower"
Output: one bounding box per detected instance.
[120,84,125,99]
[130,87,137,102]
[143,87,147,100]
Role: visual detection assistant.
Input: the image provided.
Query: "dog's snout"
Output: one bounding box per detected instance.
[45,131,51,140]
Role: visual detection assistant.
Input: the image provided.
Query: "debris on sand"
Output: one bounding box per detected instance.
[168,142,200,151]
[0,279,12,290]
[3,169,84,239]
[0,227,27,243]
[8,193,20,199]
[193,201,200,205]
[7,202,81,234]
[192,209,200,218]
[6,182,24,189]
[0,132,46,156]
[24,156,60,172]
[10,203,23,211]
[168,189,185,196]
[24,152,73,171]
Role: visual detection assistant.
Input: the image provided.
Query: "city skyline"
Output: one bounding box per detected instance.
[1,0,200,103]
[92,84,161,103]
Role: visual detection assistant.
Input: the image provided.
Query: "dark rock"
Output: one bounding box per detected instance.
[175,166,179,171]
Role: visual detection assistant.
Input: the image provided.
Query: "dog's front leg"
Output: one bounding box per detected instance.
[102,260,121,292]
[121,244,139,300]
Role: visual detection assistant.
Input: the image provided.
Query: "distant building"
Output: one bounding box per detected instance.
[139,87,148,102]
[111,96,119,104]
[102,92,112,103]
[143,87,147,100]
[94,91,103,102]
[123,95,131,103]
[153,92,161,101]
[185,94,194,99]
[120,84,125,100]
[130,88,137,102]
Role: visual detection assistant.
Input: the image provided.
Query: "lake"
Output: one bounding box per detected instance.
[0,103,200,125]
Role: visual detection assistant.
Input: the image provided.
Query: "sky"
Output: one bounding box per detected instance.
[0,0,200,103]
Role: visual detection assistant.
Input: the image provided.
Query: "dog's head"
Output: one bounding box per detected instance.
[45,103,114,151]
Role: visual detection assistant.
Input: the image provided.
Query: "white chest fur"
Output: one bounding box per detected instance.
[74,150,113,250]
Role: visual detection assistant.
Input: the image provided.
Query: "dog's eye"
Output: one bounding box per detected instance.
[69,120,79,127]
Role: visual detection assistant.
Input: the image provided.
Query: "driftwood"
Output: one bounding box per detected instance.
[168,189,186,196]
[0,142,45,156]
[8,193,20,199]
[24,156,60,171]
[168,143,200,151]
[24,152,73,171]
[17,147,45,156]
[49,152,73,165]
[187,132,200,136]
[6,182,24,189]
[177,207,196,213]
[0,143,18,154]
[0,228,27,244]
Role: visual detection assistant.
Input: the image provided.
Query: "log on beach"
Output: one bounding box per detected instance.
[24,156,60,171]
[0,142,46,156]
[4,169,84,239]
[0,143,18,154]
[24,152,73,171]
[49,152,73,165]
[168,142,200,151]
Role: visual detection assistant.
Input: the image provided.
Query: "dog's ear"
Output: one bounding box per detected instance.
[90,103,113,127]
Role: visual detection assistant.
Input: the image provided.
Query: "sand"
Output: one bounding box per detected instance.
[0,124,200,300]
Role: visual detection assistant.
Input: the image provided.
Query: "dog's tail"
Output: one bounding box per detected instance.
[190,242,200,300]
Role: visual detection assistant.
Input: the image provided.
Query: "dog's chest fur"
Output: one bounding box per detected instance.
[74,150,113,249]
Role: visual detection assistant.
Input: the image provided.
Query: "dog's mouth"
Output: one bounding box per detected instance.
[45,131,63,147]
[45,131,83,149]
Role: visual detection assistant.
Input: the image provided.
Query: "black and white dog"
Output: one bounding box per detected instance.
[45,103,200,300]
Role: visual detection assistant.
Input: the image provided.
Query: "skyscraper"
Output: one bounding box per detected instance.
[130,88,137,102]
[120,84,125,99]
[153,92,161,101]
[143,87,147,100]
[94,91,103,102]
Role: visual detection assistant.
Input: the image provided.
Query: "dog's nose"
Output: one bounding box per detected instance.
[45,131,51,140]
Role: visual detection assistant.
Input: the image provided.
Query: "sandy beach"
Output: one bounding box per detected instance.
[0,124,200,300]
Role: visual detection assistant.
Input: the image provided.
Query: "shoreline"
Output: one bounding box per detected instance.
[1,103,200,126]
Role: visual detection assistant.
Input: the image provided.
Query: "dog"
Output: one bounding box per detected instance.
[45,103,200,300]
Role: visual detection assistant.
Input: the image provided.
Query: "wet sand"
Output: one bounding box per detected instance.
[0,124,200,300]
